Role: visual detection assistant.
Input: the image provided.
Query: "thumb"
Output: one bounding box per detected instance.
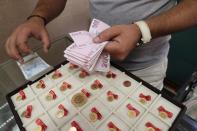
[93,27,119,43]
[104,41,119,55]
[40,30,50,53]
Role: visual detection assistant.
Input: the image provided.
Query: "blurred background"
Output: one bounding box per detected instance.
[0,0,90,63]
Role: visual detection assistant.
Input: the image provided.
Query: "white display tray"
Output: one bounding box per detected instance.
[7,61,186,131]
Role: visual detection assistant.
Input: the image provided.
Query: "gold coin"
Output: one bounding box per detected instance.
[69,127,77,131]
[52,74,61,79]
[52,74,59,79]
[16,95,22,101]
[45,94,53,101]
[159,112,167,119]
[34,126,42,131]
[36,84,41,89]
[107,95,114,102]
[127,110,137,118]
[71,93,87,107]
[146,127,155,131]
[89,112,98,122]
[139,98,146,104]
[56,110,65,119]
[21,111,26,117]
[108,128,117,131]
[79,73,86,78]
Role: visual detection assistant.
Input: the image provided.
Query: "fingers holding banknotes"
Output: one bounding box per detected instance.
[5,17,50,63]
[93,24,141,61]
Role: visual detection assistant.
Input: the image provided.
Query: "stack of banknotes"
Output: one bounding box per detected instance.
[64,19,111,72]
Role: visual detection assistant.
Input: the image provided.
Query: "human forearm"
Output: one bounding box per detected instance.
[31,0,67,24]
[5,0,67,61]
[146,0,197,38]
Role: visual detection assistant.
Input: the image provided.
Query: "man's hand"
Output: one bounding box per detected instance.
[5,17,50,63]
[93,24,141,61]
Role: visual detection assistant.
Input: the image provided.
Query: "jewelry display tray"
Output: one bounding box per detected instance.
[6,61,186,131]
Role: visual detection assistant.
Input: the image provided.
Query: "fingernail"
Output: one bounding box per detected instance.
[18,58,24,64]
[25,49,31,54]
[93,37,100,43]
[43,47,48,53]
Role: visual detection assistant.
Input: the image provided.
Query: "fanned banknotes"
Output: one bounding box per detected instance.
[64,19,111,72]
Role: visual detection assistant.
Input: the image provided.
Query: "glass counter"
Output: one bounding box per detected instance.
[0,35,72,131]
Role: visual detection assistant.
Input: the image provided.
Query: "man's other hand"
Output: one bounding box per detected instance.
[5,17,50,63]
